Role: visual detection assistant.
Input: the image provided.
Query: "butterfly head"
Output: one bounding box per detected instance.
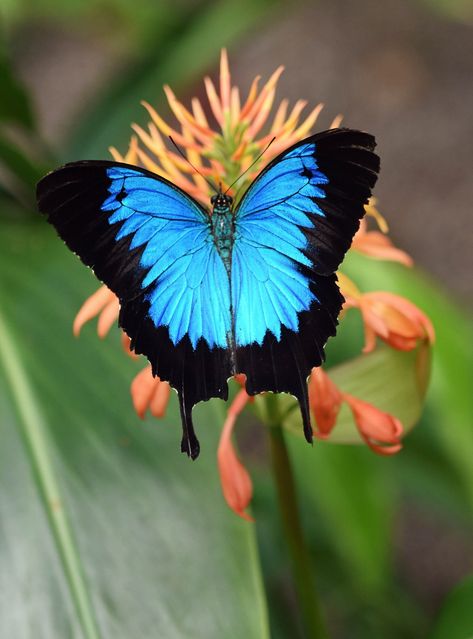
[211,192,233,214]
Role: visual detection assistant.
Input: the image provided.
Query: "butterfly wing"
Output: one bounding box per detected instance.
[37,161,233,459]
[232,129,380,441]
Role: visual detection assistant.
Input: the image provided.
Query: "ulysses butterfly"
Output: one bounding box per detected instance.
[36,128,379,459]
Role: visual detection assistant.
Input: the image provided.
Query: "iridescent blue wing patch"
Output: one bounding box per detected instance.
[233,129,380,441]
[37,161,232,459]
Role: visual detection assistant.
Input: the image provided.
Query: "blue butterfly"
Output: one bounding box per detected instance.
[36,128,379,459]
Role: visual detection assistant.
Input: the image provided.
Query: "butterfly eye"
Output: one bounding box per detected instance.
[226,195,233,205]
[211,195,217,205]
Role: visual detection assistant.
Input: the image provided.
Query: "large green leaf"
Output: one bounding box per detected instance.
[428,576,473,639]
[0,222,269,639]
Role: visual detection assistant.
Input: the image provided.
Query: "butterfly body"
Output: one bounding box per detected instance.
[37,129,380,459]
[210,193,235,271]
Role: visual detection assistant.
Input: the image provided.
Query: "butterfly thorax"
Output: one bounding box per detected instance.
[211,193,234,271]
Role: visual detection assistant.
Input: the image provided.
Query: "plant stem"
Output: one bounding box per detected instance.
[266,395,329,639]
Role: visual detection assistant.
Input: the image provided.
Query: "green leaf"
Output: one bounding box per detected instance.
[428,576,473,639]
[67,0,281,159]
[0,222,269,639]
[417,0,473,22]
[0,132,46,186]
[287,436,397,595]
[280,342,430,444]
[0,51,36,130]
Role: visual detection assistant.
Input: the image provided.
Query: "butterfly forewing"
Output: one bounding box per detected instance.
[37,161,233,459]
[232,129,379,441]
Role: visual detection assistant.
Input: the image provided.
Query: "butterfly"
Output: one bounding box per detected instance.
[36,128,379,459]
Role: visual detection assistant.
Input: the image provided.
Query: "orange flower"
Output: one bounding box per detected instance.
[343,282,435,353]
[217,389,253,521]
[309,368,403,455]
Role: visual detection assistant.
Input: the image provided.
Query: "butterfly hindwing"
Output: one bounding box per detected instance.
[37,161,233,459]
[233,129,379,440]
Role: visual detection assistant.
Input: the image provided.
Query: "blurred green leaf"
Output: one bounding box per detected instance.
[67,0,281,159]
[0,131,46,186]
[428,575,473,639]
[0,222,269,639]
[0,52,36,130]
[288,437,397,595]
[0,133,50,211]
[417,0,473,23]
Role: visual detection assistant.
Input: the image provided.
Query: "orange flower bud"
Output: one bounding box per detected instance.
[343,393,403,455]
[217,389,253,521]
[309,368,343,437]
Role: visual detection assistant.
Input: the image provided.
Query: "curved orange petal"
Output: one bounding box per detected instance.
[149,381,171,418]
[309,368,343,437]
[219,48,231,112]
[368,299,419,339]
[240,75,261,119]
[204,76,224,127]
[365,198,389,233]
[337,271,360,298]
[352,229,413,266]
[217,389,253,521]
[131,365,163,419]
[243,66,284,124]
[292,102,324,139]
[73,286,116,337]
[230,86,241,127]
[367,292,435,344]
[344,393,403,455]
[246,89,276,139]
[141,100,196,147]
[96,298,120,338]
[362,320,378,354]
[329,114,344,128]
[269,98,288,134]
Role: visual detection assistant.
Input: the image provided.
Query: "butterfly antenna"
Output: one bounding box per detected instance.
[224,137,276,195]
[169,136,218,194]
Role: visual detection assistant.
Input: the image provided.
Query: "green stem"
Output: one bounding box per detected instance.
[265,395,329,639]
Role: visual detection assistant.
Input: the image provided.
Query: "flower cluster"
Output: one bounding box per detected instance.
[75,50,434,520]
